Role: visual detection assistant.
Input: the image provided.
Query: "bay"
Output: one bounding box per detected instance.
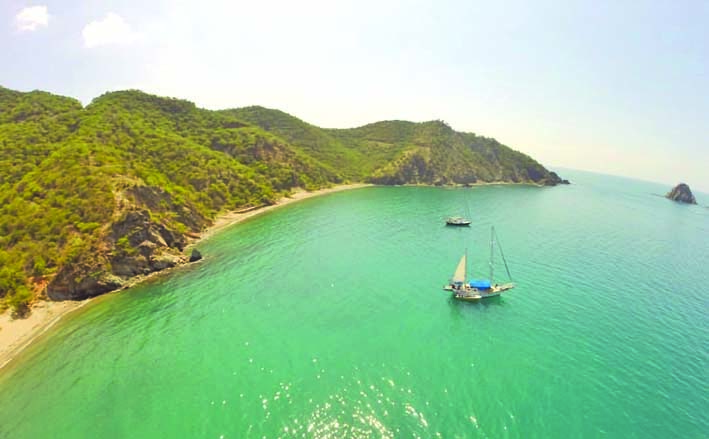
[1,170,707,438]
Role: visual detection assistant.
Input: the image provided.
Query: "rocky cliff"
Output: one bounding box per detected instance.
[47,207,191,300]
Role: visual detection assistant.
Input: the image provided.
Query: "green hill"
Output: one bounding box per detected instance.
[229,106,566,185]
[0,86,565,312]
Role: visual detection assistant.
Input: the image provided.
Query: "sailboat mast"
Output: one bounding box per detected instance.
[495,227,513,282]
[489,226,495,282]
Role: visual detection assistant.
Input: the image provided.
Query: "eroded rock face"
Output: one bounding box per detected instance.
[47,210,188,300]
[126,186,207,231]
[110,210,186,250]
[47,268,124,301]
[108,210,187,278]
[666,183,697,204]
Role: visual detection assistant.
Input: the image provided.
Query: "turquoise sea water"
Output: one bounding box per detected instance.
[1,170,707,438]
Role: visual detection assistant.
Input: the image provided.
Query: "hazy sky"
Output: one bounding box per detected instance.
[2,0,708,191]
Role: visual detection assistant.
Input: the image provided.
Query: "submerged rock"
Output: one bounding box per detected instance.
[666,183,697,204]
[189,249,203,263]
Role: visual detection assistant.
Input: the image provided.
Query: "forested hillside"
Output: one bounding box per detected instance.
[0,86,565,311]
[229,107,566,185]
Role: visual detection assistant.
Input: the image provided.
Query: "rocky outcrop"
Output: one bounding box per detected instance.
[367,149,570,187]
[47,266,125,301]
[125,185,208,231]
[547,172,570,185]
[110,210,186,250]
[47,210,188,300]
[666,183,697,204]
[189,249,203,262]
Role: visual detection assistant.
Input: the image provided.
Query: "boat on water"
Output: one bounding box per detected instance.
[443,226,515,301]
[446,216,471,226]
[446,191,472,226]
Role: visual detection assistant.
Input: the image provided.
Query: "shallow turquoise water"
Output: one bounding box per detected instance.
[1,170,707,438]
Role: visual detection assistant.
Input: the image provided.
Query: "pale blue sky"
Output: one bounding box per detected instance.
[2,0,708,191]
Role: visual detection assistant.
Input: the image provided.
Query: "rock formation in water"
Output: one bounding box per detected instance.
[189,249,203,262]
[666,183,697,204]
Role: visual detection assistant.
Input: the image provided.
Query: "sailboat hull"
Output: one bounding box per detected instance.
[454,291,500,301]
[445,221,471,226]
[443,283,515,301]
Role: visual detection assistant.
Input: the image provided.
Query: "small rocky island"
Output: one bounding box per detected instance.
[666,183,697,204]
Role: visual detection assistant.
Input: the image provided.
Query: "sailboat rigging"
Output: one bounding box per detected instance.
[443,226,515,300]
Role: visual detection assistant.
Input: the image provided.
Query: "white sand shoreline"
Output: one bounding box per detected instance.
[0,300,89,370]
[0,183,372,370]
[198,183,372,242]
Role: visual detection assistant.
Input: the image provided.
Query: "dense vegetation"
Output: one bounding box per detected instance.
[229,107,565,186]
[0,86,564,312]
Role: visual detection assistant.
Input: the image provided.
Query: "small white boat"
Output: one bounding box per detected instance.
[446,191,473,226]
[445,216,471,226]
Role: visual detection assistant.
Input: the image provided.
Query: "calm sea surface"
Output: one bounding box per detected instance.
[1,170,707,438]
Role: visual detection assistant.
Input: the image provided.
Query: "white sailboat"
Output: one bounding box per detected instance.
[443,226,515,301]
[445,190,472,226]
[446,216,471,226]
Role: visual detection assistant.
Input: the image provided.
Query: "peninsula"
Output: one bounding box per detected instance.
[0,86,566,314]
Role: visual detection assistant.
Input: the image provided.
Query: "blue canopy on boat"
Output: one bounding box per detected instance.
[469,279,491,289]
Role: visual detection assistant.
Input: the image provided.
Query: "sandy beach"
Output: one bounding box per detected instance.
[0,183,371,370]
[199,183,371,242]
[0,300,89,370]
